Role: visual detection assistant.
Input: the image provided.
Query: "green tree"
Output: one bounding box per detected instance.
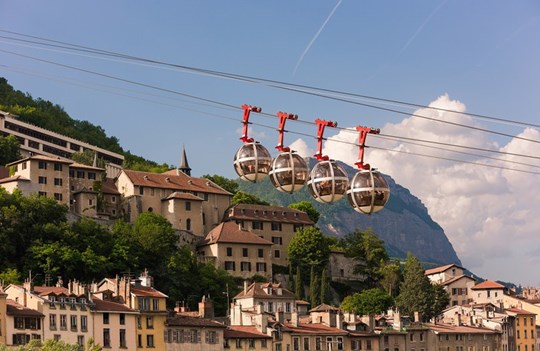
[288,201,320,224]
[431,283,451,319]
[231,191,269,205]
[320,268,329,304]
[340,228,389,288]
[202,174,239,194]
[288,227,330,272]
[340,288,394,316]
[295,266,304,300]
[395,253,434,321]
[0,134,20,165]
[310,265,321,307]
[0,267,20,285]
[379,260,402,297]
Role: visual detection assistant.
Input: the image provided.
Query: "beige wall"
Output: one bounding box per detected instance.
[166,327,224,351]
[92,311,138,350]
[446,278,475,306]
[0,292,6,344]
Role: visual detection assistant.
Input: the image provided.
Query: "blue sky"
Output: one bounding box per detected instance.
[1,1,539,285]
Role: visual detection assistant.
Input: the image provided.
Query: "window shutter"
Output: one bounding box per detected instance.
[163,330,168,342]
[205,331,209,343]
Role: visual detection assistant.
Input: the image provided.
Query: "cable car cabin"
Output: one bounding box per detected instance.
[307,160,349,203]
[347,168,390,214]
[233,142,272,182]
[269,151,309,193]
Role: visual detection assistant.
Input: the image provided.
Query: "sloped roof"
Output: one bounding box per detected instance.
[225,204,313,225]
[282,322,348,335]
[130,285,168,298]
[200,222,273,246]
[426,322,499,334]
[0,175,30,184]
[102,178,120,195]
[425,264,463,276]
[162,191,204,201]
[122,169,232,196]
[471,280,506,290]
[167,315,226,328]
[6,299,45,317]
[32,285,82,297]
[443,274,476,286]
[70,162,104,171]
[225,326,272,339]
[92,297,137,313]
[309,303,340,313]
[6,154,73,167]
[506,307,535,315]
[234,282,295,300]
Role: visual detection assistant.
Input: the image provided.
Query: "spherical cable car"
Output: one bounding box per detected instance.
[307,159,349,203]
[233,142,272,182]
[347,168,390,214]
[269,151,309,193]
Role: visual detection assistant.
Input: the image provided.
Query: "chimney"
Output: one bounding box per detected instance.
[455,313,461,326]
[291,310,299,327]
[198,295,214,319]
[336,311,343,329]
[256,303,263,314]
[414,311,421,323]
[244,280,248,294]
[394,311,402,330]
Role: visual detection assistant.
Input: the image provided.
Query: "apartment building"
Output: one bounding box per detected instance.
[425,264,476,307]
[0,289,6,344]
[116,169,232,234]
[5,299,45,346]
[0,110,124,177]
[224,326,272,351]
[223,204,314,267]
[506,308,536,351]
[164,315,226,351]
[197,222,274,280]
[89,296,138,350]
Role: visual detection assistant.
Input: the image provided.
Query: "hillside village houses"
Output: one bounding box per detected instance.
[3,112,540,350]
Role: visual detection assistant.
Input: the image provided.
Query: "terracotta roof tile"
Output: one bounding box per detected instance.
[166,316,226,328]
[130,285,168,298]
[425,264,463,276]
[225,326,271,339]
[6,299,44,317]
[70,163,105,171]
[225,204,314,225]
[426,323,499,334]
[102,178,120,195]
[309,303,340,312]
[506,307,536,315]
[91,297,137,313]
[200,222,273,246]
[442,274,476,285]
[32,286,80,297]
[123,169,232,196]
[162,192,204,201]
[471,280,506,290]
[282,322,348,335]
[234,282,295,300]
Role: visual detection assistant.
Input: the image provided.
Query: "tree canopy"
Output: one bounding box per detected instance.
[288,226,330,272]
[202,174,239,194]
[288,201,320,224]
[231,190,270,206]
[340,288,394,316]
[0,134,21,166]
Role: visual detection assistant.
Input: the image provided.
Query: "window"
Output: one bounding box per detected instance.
[241,262,251,272]
[103,328,111,348]
[88,199,93,206]
[54,163,63,171]
[261,339,267,348]
[38,191,47,197]
[60,315,67,330]
[76,171,85,179]
[147,334,155,347]
[410,333,414,341]
[70,315,77,331]
[236,339,242,348]
[39,161,47,169]
[120,329,126,348]
[146,316,154,329]
[152,299,160,311]
[271,236,283,245]
[256,263,267,272]
[225,261,235,271]
[420,332,424,341]
[54,178,62,186]
[243,248,249,257]
[285,303,291,313]
[293,337,300,351]
[88,172,96,180]
[227,247,233,256]
[258,248,264,258]
[274,250,281,258]
[81,316,87,332]
[271,222,282,231]
[103,313,109,324]
[186,218,191,231]
[119,313,125,325]
[138,334,142,347]
[204,193,209,201]
[185,201,191,211]
[38,176,47,184]
[77,335,85,348]
[138,297,150,311]
[54,193,63,201]
[253,221,263,230]
[303,337,310,350]
[206,330,217,344]
[50,314,57,330]
[190,329,199,343]
[316,337,322,350]
[139,186,144,195]
[14,317,24,329]
[337,337,344,350]
[249,339,256,348]
[21,162,27,170]
[112,196,116,203]
[268,302,274,313]
[366,340,372,350]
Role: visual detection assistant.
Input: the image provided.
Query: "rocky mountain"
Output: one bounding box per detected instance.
[237,158,462,267]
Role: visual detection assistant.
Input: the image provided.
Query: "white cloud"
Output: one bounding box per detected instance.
[313,94,540,285]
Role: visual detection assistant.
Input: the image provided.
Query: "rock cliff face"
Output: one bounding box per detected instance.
[237,158,461,266]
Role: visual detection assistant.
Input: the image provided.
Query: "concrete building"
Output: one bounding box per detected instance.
[5,299,45,346]
[426,264,476,307]
[0,110,124,177]
[197,222,274,280]
[164,314,226,351]
[223,204,314,267]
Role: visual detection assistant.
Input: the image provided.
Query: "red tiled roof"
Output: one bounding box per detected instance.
[70,162,105,171]
[6,154,73,167]
[282,322,348,335]
[91,297,137,313]
[167,316,226,328]
[162,191,204,201]
[6,299,44,317]
[425,264,463,276]
[102,178,120,195]
[225,326,271,339]
[130,285,168,298]
[123,169,232,196]
[32,286,80,297]
[225,204,313,225]
[296,300,310,305]
[506,307,536,315]
[309,303,340,312]
[200,222,273,246]
[471,280,506,290]
[234,282,295,300]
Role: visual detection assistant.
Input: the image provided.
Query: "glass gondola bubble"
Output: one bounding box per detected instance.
[269,151,309,193]
[347,168,390,214]
[233,142,272,182]
[307,160,349,203]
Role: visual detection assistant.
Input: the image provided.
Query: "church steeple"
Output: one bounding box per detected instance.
[178,145,191,176]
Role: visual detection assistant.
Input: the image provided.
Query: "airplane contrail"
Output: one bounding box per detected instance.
[293,0,343,76]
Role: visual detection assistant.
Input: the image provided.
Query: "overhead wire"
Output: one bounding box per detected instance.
[1,43,539,175]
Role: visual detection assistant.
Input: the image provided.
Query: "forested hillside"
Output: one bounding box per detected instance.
[0,77,170,172]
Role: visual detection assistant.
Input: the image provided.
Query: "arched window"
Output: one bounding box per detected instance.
[148,207,153,212]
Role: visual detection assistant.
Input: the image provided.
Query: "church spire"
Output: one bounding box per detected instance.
[179,145,191,176]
